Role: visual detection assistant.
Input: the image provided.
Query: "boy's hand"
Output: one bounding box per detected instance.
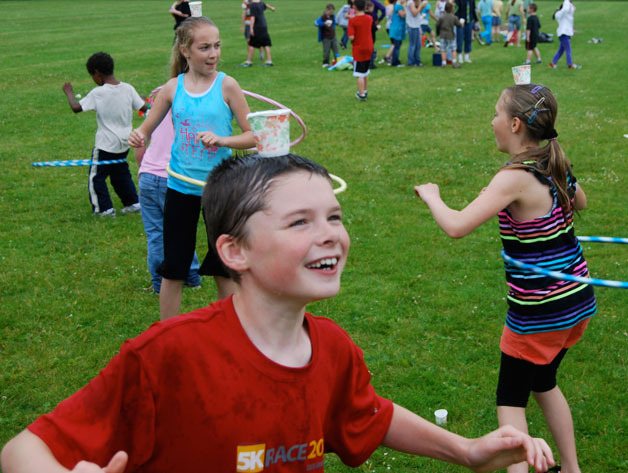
[128,129,146,148]
[71,451,128,473]
[414,183,441,203]
[62,82,74,95]
[465,425,554,473]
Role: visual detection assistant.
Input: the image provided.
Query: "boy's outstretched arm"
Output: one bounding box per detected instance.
[382,404,555,473]
[62,83,82,113]
[1,430,127,473]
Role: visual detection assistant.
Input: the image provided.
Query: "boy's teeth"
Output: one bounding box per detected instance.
[308,258,338,268]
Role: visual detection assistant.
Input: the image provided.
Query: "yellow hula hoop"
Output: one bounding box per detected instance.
[166,164,347,194]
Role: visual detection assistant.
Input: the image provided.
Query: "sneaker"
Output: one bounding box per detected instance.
[524,60,531,65]
[121,203,141,214]
[355,91,367,101]
[548,62,557,69]
[263,61,274,67]
[95,208,116,217]
[452,62,461,69]
[536,58,543,64]
[568,63,582,69]
[240,61,252,67]
[394,63,406,67]
[464,56,472,63]
[476,36,485,46]
[322,63,330,68]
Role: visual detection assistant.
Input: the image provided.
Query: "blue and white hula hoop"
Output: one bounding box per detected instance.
[502,236,628,289]
[32,158,127,167]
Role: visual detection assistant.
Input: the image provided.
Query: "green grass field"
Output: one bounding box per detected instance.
[0,1,626,471]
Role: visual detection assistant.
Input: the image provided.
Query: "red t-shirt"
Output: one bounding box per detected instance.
[29,297,393,472]
[348,14,374,62]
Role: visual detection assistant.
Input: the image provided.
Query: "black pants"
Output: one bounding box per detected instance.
[88,148,138,213]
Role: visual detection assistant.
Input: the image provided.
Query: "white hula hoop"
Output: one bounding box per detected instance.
[167,165,347,194]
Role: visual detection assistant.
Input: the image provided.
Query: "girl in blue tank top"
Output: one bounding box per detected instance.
[129,17,255,320]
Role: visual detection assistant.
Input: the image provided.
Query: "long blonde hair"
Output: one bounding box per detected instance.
[170,16,217,77]
[501,84,574,213]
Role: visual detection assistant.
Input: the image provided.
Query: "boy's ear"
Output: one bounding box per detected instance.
[216,234,248,273]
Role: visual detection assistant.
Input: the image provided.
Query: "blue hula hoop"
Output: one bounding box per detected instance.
[578,235,628,245]
[502,236,628,289]
[32,159,127,167]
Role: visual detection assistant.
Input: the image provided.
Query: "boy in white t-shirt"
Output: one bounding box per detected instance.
[62,52,146,216]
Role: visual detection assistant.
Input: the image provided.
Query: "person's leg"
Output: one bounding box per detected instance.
[331,37,339,62]
[391,39,402,65]
[160,278,184,320]
[535,47,542,61]
[464,22,473,59]
[552,35,566,65]
[341,26,348,48]
[139,173,166,293]
[88,149,114,214]
[564,36,573,66]
[407,27,418,65]
[264,46,272,64]
[456,25,463,57]
[215,276,238,300]
[109,159,139,207]
[497,407,530,473]
[534,387,580,473]
[322,38,331,65]
[159,189,201,319]
[496,351,535,472]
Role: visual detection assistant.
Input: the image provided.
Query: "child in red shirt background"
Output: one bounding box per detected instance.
[348,0,374,100]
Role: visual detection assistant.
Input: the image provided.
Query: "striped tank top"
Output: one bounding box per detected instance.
[499,167,596,335]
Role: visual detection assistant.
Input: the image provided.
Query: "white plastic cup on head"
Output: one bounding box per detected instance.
[189,1,203,17]
[434,409,448,426]
[512,64,531,85]
[247,109,291,157]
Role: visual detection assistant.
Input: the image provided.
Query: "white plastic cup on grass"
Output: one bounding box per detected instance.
[247,109,291,157]
[434,409,448,426]
[512,64,531,85]
[189,1,203,17]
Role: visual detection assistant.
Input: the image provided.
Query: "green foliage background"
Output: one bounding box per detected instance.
[0,1,626,471]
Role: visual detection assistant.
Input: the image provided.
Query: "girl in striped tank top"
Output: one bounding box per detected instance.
[415,84,595,473]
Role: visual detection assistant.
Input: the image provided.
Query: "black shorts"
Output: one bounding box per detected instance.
[249,28,272,48]
[496,349,568,408]
[159,188,227,280]
[353,60,370,77]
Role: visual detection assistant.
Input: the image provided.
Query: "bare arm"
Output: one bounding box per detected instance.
[169,1,189,18]
[128,79,176,149]
[1,430,128,473]
[383,404,554,472]
[197,76,255,150]
[415,169,527,238]
[62,83,82,113]
[573,183,587,210]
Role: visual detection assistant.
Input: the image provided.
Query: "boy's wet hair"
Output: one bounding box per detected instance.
[86,52,114,76]
[202,154,332,282]
[171,16,217,77]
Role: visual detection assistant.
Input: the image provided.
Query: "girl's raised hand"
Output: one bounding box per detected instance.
[128,129,146,148]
